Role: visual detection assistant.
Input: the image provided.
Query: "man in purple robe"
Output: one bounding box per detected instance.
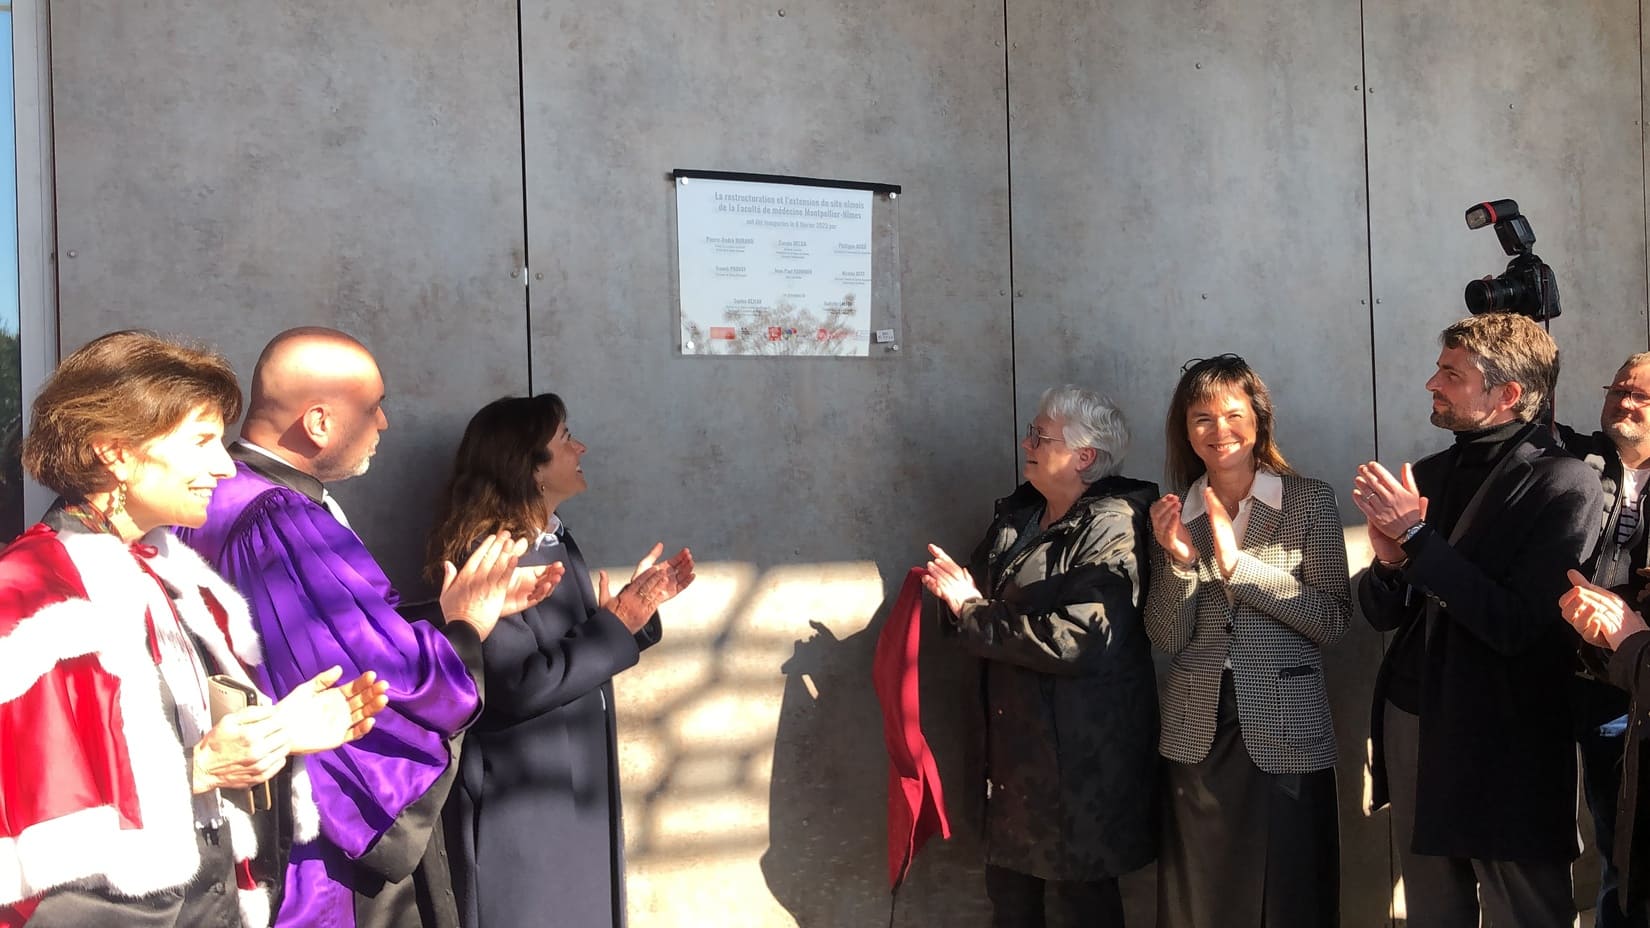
[180,327,544,928]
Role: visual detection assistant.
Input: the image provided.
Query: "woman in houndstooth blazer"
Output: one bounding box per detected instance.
[1145,355,1351,928]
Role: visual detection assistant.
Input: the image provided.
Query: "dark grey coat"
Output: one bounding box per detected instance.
[949,476,1161,881]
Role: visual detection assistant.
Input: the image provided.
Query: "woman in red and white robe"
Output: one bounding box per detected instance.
[0,332,399,928]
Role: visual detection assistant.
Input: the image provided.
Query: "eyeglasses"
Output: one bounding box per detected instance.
[1024,424,1067,449]
[1181,353,1248,375]
[1604,385,1650,408]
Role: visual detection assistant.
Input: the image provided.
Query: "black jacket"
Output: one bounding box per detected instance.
[446,530,658,928]
[1362,423,1603,861]
[1608,631,1650,912]
[949,475,1161,880]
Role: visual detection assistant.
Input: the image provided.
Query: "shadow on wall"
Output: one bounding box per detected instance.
[760,618,886,924]
[761,596,994,927]
[610,560,993,927]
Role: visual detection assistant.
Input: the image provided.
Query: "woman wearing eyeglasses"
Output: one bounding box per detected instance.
[924,384,1160,928]
[1146,355,1350,928]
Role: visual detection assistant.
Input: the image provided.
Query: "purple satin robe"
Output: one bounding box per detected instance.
[179,463,478,927]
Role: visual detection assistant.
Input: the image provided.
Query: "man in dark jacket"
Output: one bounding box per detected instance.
[925,385,1159,928]
[1559,351,1650,927]
[1352,313,1603,927]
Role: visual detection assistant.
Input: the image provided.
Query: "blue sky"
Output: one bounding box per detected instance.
[1,12,19,340]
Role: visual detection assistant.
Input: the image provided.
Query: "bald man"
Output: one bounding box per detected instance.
[179,328,527,928]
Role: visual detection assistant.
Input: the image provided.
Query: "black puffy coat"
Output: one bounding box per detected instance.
[949,476,1161,880]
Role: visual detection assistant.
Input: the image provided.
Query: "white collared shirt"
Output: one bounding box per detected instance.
[532,514,565,551]
[1180,468,1283,547]
[1182,470,1282,653]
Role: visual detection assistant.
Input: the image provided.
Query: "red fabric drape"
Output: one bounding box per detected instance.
[871,567,951,889]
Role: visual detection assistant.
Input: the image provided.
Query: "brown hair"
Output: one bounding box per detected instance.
[1164,354,1294,491]
[23,330,242,499]
[424,393,566,584]
[1439,313,1558,422]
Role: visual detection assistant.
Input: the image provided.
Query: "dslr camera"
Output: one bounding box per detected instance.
[1463,199,1560,321]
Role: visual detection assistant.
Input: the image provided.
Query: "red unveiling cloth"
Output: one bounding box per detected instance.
[871,567,951,890]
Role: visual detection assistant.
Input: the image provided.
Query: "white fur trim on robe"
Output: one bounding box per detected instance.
[0,527,318,925]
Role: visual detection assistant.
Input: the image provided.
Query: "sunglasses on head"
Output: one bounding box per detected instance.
[1180,353,1248,375]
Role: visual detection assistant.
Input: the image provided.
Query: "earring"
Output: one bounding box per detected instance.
[108,482,128,518]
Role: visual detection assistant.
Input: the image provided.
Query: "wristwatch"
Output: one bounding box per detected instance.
[1396,520,1427,545]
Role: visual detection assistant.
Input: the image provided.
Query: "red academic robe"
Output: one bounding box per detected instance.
[0,524,317,928]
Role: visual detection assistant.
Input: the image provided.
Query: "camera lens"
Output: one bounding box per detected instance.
[1464,275,1531,315]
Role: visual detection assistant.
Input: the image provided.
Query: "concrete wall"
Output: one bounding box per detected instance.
[1365,0,1647,463]
[42,0,1650,925]
[49,0,531,580]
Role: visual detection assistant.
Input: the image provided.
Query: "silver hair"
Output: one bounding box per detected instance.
[1038,384,1130,483]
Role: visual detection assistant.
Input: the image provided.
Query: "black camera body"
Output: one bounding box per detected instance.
[1463,199,1560,321]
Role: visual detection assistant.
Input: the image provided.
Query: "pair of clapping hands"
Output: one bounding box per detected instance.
[1350,461,1428,566]
[440,531,696,638]
[1149,488,1245,578]
[923,544,980,614]
[920,485,1251,610]
[1349,461,1650,653]
[196,530,573,795]
[192,664,393,794]
[1560,569,1650,652]
[598,542,697,632]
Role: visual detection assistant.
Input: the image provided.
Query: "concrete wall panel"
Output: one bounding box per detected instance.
[1005,0,1374,492]
[48,1,528,588]
[520,0,1013,924]
[1003,0,1380,921]
[1365,0,1647,466]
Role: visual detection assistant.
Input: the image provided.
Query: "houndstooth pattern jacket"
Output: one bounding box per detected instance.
[1146,472,1351,774]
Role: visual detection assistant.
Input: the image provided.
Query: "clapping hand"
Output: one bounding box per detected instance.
[922,544,982,615]
[440,531,531,640]
[1203,487,1240,579]
[504,562,564,616]
[1149,495,1198,568]
[193,705,290,793]
[1560,569,1650,651]
[601,543,696,633]
[277,665,392,755]
[1352,461,1428,565]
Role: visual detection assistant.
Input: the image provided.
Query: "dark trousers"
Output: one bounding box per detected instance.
[1384,701,1573,928]
[984,864,1124,928]
[1157,671,1339,928]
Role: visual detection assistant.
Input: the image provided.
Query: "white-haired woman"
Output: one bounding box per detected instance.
[925,385,1160,928]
